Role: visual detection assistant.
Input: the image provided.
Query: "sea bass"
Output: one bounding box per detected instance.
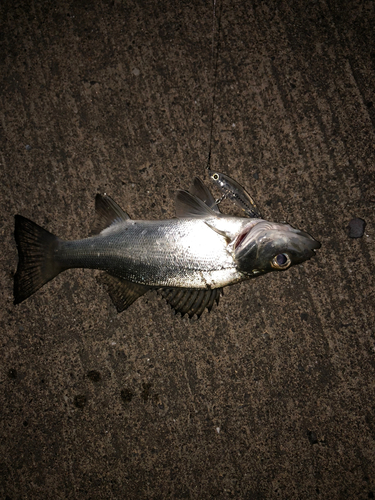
[14,174,320,318]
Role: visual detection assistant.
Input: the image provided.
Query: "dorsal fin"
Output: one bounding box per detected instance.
[175,190,218,219]
[92,194,130,235]
[189,177,221,214]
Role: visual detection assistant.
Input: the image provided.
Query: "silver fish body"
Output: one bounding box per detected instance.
[14,175,320,317]
[57,216,250,289]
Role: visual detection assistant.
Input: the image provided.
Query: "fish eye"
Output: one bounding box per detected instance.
[271,253,291,270]
[212,173,220,181]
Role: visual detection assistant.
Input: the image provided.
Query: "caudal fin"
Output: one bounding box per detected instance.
[14,215,62,304]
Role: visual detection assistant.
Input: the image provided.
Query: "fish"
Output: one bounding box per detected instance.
[13,174,320,318]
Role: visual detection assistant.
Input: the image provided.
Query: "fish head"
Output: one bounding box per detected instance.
[234,220,320,276]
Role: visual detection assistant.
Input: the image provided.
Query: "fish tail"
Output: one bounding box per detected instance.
[14,215,63,304]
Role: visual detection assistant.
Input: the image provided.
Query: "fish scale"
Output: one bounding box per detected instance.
[57,217,243,289]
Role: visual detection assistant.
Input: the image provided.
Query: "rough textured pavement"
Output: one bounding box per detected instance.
[1,1,375,498]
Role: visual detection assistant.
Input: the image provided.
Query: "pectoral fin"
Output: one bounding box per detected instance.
[204,221,233,243]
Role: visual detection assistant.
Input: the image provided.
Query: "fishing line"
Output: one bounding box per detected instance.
[206,0,223,172]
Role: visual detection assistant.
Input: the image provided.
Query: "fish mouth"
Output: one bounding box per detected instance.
[290,228,321,253]
[284,227,321,265]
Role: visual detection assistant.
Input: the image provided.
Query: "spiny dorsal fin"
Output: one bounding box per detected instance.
[92,194,130,235]
[189,177,221,214]
[175,190,218,219]
[158,287,223,318]
[97,273,149,312]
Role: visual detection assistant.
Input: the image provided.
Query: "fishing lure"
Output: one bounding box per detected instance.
[207,169,262,218]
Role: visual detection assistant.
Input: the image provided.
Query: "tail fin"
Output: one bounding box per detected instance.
[14,215,62,304]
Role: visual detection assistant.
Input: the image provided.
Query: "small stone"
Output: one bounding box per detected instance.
[347,218,366,238]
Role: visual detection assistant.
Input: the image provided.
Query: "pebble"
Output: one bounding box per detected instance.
[347,218,366,238]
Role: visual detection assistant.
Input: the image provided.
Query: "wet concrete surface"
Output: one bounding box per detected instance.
[1,0,375,498]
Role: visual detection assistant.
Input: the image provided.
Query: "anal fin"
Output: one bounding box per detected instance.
[98,273,149,312]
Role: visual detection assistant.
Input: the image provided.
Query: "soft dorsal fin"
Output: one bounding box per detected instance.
[92,194,130,235]
[175,190,218,219]
[189,177,221,214]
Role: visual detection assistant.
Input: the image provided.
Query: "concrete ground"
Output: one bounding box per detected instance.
[1,0,374,498]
